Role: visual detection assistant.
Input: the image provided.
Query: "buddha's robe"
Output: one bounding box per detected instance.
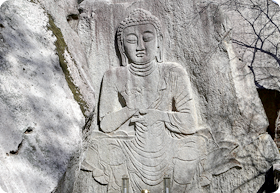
[83,62,207,192]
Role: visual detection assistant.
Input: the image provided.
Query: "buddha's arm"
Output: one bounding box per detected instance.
[130,108,196,135]
[164,67,198,134]
[130,109,169,126]
[99,70,137,133]
[132,110,197,134]
[100,107,137,133]
[165,111,197,134]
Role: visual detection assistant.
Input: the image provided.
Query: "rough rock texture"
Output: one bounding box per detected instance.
[219,0,280,148]
[72,0,279,192]
[0,0,279,192]
[39,0,95,119]
[222,0,280,92]
[0,0,86,192]
[257,89,280,139]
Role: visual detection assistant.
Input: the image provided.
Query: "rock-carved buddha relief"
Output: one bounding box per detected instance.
[81,8,241,193]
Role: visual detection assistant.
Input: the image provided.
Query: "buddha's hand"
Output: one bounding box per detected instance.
[121,88,143,109]
[130,109,167,127]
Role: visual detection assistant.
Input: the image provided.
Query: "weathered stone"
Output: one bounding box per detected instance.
[276,111,280,148]
[75,8,242,193]
[0,0,85,192]
[222,0,280,91]
[39,0,95,119]
[0,0,279,192]
[74,2,279,192]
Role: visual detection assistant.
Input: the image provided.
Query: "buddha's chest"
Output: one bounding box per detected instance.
[117,72,161,109]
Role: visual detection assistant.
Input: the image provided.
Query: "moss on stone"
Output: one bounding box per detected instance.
[47,14,88,117]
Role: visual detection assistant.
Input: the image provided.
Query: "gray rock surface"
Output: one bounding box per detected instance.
[0,0,279,192]
[0,0,85,192]
[72,0,280,192]
[223,0,280,91]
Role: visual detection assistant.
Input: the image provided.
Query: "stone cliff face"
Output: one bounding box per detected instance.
[0,0,279,192]
[0,0,85,192]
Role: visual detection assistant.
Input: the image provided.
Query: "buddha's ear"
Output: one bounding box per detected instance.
[118,38,128,66]
[121,52,128,66]
[156,35,163,63]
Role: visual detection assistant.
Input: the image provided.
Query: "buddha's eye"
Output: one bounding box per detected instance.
[125,34,137,44]
[143,32,154,42]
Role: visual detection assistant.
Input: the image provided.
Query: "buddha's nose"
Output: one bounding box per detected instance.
[136,39,145,51]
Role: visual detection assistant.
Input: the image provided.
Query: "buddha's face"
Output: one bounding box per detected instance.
[123,23,158,65]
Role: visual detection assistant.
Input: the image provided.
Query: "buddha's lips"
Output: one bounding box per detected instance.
[136,52,145,57]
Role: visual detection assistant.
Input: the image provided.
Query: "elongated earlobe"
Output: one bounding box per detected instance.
[156,48,163,63]
[156,35,163,63]
[121,52,128,66]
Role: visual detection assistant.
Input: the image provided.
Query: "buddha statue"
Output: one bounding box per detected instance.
[81,8,240,193]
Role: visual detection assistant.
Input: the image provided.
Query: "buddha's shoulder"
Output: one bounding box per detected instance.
[103,66,129,80]
[160,62,188,76]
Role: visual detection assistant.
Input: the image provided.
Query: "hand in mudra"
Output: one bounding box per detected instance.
[130,109,165,127]
[121,88,143,109]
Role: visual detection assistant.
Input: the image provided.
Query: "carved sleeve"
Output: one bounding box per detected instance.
[99,69,136,132]
[99,70,122,120]
[165,66,198,135]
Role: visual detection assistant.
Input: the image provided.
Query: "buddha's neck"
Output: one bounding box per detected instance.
[129,60,157,77]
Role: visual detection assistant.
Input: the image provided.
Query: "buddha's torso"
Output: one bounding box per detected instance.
[113,62,172,188]
[114,61,162,110]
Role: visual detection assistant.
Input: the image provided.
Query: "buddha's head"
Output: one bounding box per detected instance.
[117,9,163,66]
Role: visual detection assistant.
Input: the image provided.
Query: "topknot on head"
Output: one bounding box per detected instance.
[117,9,163,65]
[117,8,162,39]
